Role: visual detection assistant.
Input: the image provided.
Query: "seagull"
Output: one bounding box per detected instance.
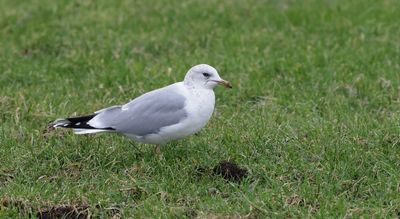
[53,64,232,154]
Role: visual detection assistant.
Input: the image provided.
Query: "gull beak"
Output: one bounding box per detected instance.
[216,79,233,88]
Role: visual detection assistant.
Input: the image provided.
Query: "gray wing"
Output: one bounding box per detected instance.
[89,85,188,136]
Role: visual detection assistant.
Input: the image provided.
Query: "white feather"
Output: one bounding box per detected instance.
[53,119,70,128]
[73,129,112,134]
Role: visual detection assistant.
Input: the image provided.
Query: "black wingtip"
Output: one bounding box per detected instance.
[53,114,114,130]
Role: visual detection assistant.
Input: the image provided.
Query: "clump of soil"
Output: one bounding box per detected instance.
[37,205,89,219]
[195,160,249,183]
[212,161,248,182]
[1,197,119,219]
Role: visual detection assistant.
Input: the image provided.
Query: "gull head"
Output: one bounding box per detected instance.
[184,64,232,89]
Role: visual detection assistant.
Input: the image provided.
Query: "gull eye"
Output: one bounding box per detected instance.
[202,73,211,77]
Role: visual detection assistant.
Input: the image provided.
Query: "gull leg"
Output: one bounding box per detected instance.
[154,145,161,155]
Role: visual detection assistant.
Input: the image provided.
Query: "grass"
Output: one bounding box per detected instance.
[1,0,400,217]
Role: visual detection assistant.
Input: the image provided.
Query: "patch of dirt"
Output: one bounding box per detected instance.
[1,197,119,219]
[212,161,248,182]
[37,205,89,219]
[195,161,249,183]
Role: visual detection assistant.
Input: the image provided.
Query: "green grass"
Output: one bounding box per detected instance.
[1,0,400,217]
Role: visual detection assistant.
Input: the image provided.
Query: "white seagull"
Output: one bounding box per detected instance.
[53,64,232,154]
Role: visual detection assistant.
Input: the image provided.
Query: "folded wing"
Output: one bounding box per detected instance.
[88,85,188,136]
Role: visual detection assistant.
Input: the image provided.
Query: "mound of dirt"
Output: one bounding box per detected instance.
[195,160,249,183]
[212,161,248,182]
[1,197,119,219]
[37,205,89,219]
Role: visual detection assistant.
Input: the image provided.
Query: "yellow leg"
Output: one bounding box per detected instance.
[154,145,161,155]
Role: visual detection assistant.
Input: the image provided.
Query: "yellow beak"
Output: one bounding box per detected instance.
[216,79,232,88]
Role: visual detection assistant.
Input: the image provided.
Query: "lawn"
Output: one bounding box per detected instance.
[1,0,399,218]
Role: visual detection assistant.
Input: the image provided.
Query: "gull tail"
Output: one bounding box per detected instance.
[52,114,115,134]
